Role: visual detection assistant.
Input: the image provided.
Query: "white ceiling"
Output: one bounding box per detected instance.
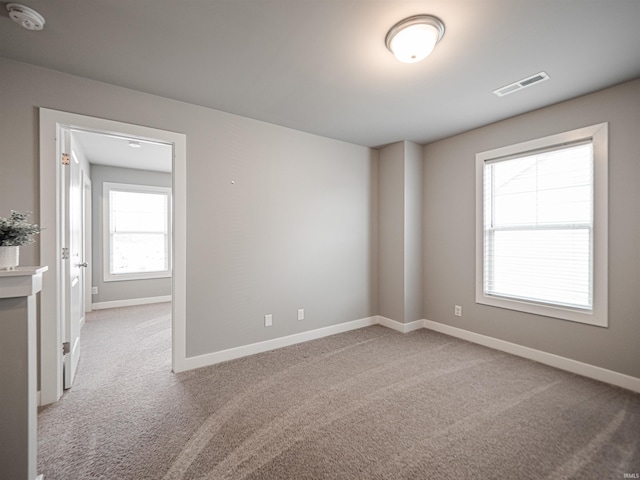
[2,0,639,148]
[71,130,173,173]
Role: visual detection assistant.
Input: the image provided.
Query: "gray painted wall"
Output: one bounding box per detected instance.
[90,165,172,304]
[423,79,640,378]
[0,57,378,359]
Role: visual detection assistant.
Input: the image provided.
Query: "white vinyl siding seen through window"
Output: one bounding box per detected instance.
[103,182,172,282]
[475,123,608,326]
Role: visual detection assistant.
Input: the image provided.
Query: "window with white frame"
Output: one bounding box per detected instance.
[103,182,171,281]
[475,123,608,326]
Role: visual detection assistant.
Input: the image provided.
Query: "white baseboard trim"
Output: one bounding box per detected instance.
[92,295,172,310]
[422,319,640,394]
[182,316,378,372]
[175,312,640,394]
[377,316,424,334]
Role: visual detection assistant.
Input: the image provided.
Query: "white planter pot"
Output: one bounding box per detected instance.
[0,245,20,270]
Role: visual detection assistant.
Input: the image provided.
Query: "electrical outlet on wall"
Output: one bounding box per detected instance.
[454,305,462,317]
[264,314,272,327]
[91,287,98,295]
[297,308,304,321]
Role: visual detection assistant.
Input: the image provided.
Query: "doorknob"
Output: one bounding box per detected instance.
[77,262,88,268]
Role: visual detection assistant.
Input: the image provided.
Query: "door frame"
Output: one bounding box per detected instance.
[83,171,92,315]
[39,109,188,405]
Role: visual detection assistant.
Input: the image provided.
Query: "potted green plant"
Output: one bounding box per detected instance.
[0,211,42,270]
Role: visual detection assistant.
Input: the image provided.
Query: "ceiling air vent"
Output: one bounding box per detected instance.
[493,72,550,97]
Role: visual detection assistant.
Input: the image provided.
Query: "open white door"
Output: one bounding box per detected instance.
[62,129,84,389]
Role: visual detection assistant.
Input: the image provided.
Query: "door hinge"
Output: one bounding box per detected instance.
[62,247,69,260]
[62,342,70,355]
[61,153,70,166]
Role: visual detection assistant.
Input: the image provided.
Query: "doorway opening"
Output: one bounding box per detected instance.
[39,109,187,405]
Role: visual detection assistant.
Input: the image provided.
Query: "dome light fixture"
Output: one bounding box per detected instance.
[385,15,445,64]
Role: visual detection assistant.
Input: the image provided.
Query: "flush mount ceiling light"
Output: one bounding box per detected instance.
[385,14,445,63]
[128,141,142,148]
[6,3,45,31]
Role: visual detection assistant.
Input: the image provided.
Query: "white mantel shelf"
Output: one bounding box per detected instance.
[0,266,48,299]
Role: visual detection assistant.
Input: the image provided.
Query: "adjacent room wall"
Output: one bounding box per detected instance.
[90,165,172,305]
[422,78,640,378]
[0,57,378,359]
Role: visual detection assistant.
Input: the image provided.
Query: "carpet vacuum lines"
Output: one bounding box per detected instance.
[194,355,489,480]
[161,332,396,480]
[546,403,627,479]
[163,335,455,480]
[370,380,562,478]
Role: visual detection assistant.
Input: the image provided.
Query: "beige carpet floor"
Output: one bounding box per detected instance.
[38,303,640,479]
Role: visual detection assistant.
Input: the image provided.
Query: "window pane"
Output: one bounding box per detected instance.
[111,233,168,274]
[490,143,592,228]
[537,185,591,224]
[493,190,538,226]
[111,191,167,233]
[486,229,591,308]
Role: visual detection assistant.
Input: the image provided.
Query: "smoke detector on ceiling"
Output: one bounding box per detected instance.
[6,3,45,31]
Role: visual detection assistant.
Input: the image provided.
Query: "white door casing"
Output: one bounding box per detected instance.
[39,109,188,405]
[83,174,92,314]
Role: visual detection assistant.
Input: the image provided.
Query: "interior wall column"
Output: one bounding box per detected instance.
[378,141,423,324]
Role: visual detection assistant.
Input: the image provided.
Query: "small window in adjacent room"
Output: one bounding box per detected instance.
[475,123,608,326]
[103,182,172,282]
